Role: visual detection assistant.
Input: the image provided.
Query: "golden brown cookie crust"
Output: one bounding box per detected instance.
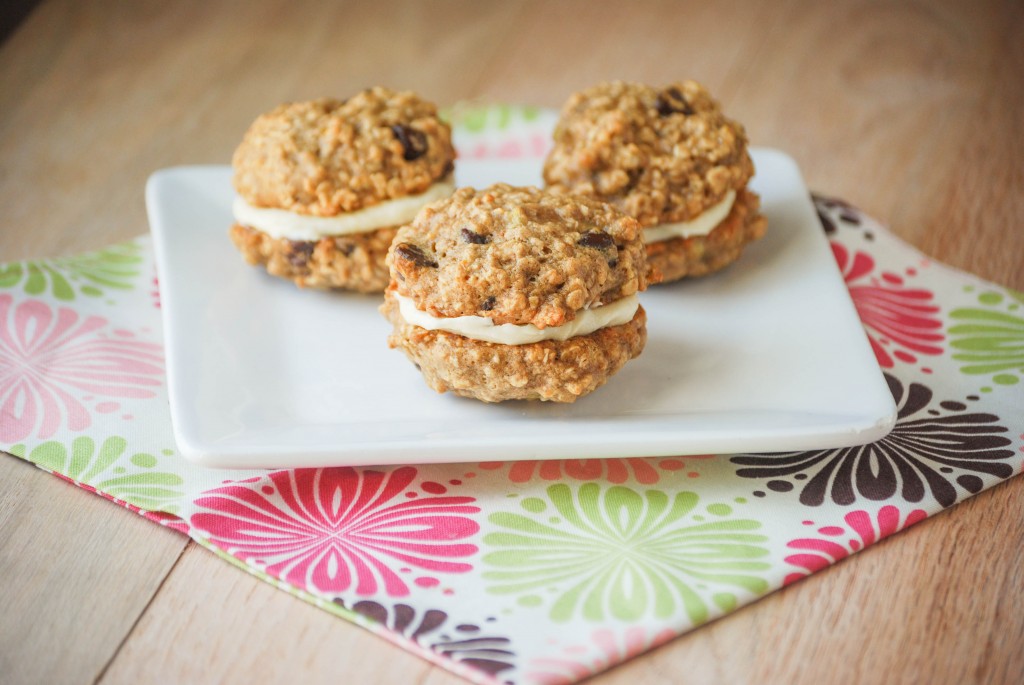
[383,293,647,402]
[647,188,767,282]
[387,184,647,328]
[229,223,395,292]
[543,80,755,227]
[232,88,455,216]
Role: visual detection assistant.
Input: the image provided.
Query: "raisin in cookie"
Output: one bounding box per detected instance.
[229,88,455,292]
[381,184,648,402]
[543,80,767,283]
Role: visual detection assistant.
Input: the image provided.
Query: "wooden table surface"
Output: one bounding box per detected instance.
[2,1,1022,683]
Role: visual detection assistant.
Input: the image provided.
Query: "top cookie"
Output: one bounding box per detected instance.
[543,81,754,227]
[232,88,454,216]
[387,184,647,328]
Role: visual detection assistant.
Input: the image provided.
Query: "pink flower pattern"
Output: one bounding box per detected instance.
[477,456,713,485]
[4,122,1024,685]
[0,295,163,443]
[832,243,944,368]
[456,133,552,161]
[783,505,927,585]
[191,467,480,597]
[151,274,161,309]
[527,626,677,684]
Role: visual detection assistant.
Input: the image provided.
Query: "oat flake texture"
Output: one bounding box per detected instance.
[2,105,1022,685]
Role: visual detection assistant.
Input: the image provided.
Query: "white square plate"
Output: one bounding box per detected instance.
[147,149,896,469]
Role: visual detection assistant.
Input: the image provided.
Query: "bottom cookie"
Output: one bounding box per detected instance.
[382,294,647,403]
[229,223,397,292]
[646,188,767,283]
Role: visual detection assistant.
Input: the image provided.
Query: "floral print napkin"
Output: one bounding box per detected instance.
[2,106,1022,685]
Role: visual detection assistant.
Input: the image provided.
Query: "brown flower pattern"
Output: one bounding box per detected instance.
[731,374,1016,507]
[336,599,516,678]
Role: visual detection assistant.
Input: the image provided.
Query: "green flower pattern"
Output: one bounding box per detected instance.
[483,484,770,625]
[10,436,184,513]
[0,240,144,301]
[0,105,1022,685]
[948,289,1024,386]
[445,103,542,132]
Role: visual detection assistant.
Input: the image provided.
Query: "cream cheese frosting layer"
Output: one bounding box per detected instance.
[643,189,736,244]
[395,293,640,346]
[233,178,456,241]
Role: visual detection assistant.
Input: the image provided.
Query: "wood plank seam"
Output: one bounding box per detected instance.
[90,541,192,685]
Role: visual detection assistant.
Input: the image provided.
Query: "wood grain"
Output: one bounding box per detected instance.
[98,542,444,685]
[0,458,186,685]
[0,1,1021,684]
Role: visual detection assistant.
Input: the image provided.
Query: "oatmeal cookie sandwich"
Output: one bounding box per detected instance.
[543,80,767,283]
[381,184,648,403]
[230,87,455,292]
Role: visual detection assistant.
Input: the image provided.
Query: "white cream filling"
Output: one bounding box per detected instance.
[643,190,736,244]
[233,178,456,241]
[395,293,640,346]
